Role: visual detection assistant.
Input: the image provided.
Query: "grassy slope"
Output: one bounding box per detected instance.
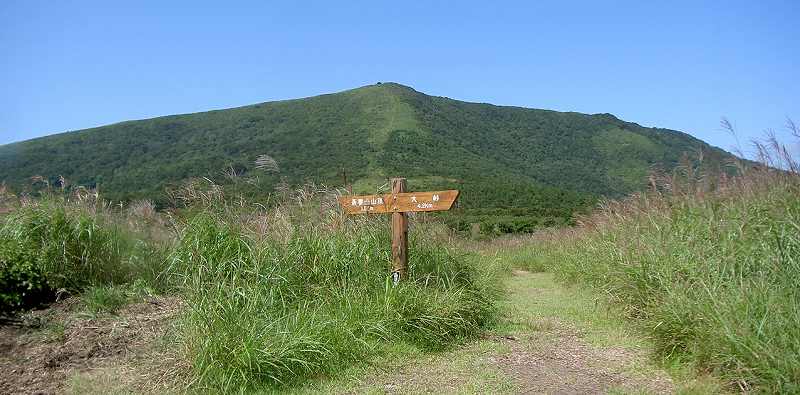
[0,83,735,230]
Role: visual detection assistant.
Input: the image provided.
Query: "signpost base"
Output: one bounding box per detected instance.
[391,178,408,283]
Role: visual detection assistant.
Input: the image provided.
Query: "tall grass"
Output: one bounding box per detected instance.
[526,130,800,392]
[0,192,169,313]
[1,177,502,391]
[168,181,502,391]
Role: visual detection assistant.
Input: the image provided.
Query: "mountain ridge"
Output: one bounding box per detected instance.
[0,82,736,232]
[1,82,700,149]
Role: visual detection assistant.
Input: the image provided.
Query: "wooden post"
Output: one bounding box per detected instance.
[341,168,353,195]
[391,178,408,284]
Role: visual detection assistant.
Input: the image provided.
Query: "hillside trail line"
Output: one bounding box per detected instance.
[355,84,419,185]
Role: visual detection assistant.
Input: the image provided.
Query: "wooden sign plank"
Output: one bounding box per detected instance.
[338,190,459,214]
[338,194,390,214]
[390,190,459,213]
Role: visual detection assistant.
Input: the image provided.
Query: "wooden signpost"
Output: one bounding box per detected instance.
[338,178,459,284]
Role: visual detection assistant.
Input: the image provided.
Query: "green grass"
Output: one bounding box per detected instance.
[67,376,131,395]
[0,182,504,393]
[81,285,130,315]
[166,191,503,392]
[0,197,168,313]
[492,245,551,273]
[2,177,741,394]
[523,168,800,392]
[79,279,158,316]
[291,269,723,394]
[9,157,793,393]
[296,339,518,394]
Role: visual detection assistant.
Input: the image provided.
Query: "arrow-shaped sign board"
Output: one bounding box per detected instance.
[338,190,459,214]
[338,180,459,284]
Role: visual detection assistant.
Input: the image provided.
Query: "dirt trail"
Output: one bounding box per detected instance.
[490,271,674,394]
[1,272,682,394]
[341,271,676,394]
[489,322,673,394]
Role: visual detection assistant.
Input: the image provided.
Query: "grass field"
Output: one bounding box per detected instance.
[0,181,504,393]
[1,132,797,393]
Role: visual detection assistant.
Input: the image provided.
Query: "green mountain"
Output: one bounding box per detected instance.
[0,83,735,232]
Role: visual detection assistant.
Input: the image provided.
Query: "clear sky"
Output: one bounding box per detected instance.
[1,1,797,157]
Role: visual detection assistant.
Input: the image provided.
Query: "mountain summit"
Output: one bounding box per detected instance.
[0,83,734,231]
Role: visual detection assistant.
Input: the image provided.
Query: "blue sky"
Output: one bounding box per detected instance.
[1,1,797,157]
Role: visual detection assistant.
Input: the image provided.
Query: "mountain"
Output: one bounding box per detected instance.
[0,83,735,232]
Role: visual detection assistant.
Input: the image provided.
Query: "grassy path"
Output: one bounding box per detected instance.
[2,271,721,393]
[302,271,720,394]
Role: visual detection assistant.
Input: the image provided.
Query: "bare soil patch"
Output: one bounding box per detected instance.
[348,325,673,394]
[0,296,183,394]
[490,321,674,394]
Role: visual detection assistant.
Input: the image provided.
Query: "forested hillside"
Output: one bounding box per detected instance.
[0,83,735,232]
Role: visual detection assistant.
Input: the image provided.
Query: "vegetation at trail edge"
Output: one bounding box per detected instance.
[0,180,503,392]
[0,193,168,313]
[512,132,800,392]
[0,83,736,233]
[168,183,502,390]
